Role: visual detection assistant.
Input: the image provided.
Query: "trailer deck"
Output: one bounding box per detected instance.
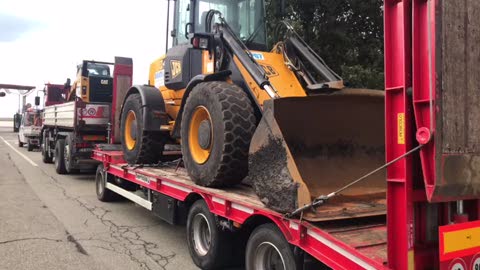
[94,147,389,269]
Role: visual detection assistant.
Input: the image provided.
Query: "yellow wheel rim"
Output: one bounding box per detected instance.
[188,106,213,164]
[124,110,137,150]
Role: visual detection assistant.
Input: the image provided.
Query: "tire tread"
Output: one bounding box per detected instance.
[183,81,256,187]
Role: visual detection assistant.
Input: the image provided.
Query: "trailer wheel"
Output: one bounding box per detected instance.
[181,81,256,187]
[187,200,234,269]
[27,142,34,152]
[121,93,166,164]
[246,224,297,270]
[54,139,67,174]
[95,164,120,202]
[42,131,53,163]
[64,135,79,174]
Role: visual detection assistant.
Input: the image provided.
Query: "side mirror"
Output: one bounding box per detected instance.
[0,92,5,97]
[35,96,40,106]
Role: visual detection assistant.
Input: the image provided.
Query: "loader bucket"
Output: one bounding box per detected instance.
[248,89,386,215]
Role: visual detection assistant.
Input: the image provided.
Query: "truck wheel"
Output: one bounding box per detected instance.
[181,81,256,187]
[18,137,24,147]
[246,224,297,270]
[64,135,79,174]
[54,139,67,174]
[121,93,166,164]
[42,132,53,163]
[95,164,120,202]
[187,200,234,270]
[27,142,34,152]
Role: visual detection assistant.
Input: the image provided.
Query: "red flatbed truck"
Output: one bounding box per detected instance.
[41,58,132,174]
[92,0,480,269]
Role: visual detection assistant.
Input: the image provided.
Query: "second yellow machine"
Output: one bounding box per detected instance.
[119,0,384,212]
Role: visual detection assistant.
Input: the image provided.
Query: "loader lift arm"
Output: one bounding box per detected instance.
[198,10,344,100]
[202,10,280,99]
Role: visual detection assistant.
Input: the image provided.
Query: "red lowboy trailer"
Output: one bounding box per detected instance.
[92,0,480,269]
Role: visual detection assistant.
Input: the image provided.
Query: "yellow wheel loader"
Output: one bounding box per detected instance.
[120,0,385,213]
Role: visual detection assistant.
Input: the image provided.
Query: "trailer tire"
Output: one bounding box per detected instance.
[95,164,120,202]
[54,139,67,174]
[186,200,235,269]
[121,93,166,165]
[245,223,297,270]
[181,81,256,187]
[27,142,34,152]
[42,131,53,163]
[64,135,79,174]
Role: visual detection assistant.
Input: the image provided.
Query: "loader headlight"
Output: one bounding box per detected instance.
[192,37,209,49]
[191,33,214,50]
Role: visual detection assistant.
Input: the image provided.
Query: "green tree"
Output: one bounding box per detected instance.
[266,0,384,89]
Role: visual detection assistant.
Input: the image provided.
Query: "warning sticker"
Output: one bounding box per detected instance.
[397,113,405,145]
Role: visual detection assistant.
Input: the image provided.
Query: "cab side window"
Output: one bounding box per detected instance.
[174,0,191,45]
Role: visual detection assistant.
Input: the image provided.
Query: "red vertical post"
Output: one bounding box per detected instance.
[384,0,414,269]
[112,57,133,144]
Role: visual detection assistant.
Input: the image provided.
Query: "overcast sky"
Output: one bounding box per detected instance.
[0,0,170,117]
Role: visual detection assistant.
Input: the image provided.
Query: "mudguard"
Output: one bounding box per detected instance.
[123,85,168,131]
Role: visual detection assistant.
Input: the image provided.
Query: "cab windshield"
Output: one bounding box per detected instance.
[24,112,42,127]
[86,63,110,76]
[195,0,266,50]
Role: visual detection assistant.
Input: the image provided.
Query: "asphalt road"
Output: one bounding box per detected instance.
[0,127,199,270]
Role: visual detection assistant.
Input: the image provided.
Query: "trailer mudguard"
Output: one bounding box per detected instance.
[122,85,169,131]
[171,70,232,138]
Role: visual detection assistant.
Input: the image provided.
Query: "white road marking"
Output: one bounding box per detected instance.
[0,136,38,167]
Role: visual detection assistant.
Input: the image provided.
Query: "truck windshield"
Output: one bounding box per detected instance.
[87,63,110,76]
[24,112,42,127]
[195,0,266,50]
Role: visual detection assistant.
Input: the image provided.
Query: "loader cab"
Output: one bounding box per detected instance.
[164,0,267,90]
[72,60,114,103]
[172,0,267,51]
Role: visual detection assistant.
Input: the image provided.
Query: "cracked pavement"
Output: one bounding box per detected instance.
[0,127,198,270]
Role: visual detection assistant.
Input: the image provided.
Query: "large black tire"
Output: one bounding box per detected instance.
[186,200,235,270]
[120,93,166,164]
[181,81,256,187]
[42,131,53,164]
[95,164,120,202]
[27,142,34,152]
[245,224,297,270]
[54,139,67,174]
[64,135,79,174]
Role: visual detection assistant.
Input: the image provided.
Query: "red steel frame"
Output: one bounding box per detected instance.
[93,150,389,270]
[384,0,415,269]
[412,0,436,202]
[111,59,133,144]
[386,0,480,269]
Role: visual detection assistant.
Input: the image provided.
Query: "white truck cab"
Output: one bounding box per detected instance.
[18,108,42,151]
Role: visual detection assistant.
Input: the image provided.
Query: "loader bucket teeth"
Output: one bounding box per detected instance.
[248,89,386,214]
